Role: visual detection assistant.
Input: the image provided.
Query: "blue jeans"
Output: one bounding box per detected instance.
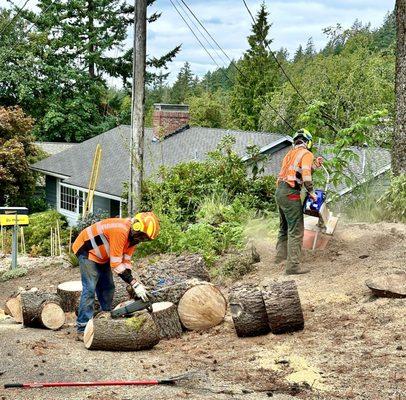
[76,254,115,333]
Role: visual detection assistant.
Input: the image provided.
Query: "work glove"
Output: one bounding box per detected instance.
[132,282,149,302]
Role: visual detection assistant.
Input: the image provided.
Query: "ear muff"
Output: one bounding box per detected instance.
[307,140,313,150]
[132,221,142,231]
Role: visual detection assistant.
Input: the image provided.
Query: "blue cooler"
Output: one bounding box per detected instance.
[303,189,326,218]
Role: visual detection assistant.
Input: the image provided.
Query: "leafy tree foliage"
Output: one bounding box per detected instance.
[0,106,39,206]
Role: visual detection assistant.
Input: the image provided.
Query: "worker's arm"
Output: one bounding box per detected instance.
[301,152,316,198]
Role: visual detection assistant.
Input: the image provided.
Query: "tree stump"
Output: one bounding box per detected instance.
[83,312,160,351]
[228,283,270,337]
[262,280,304,334]
[151,302,182,339]
[20,292,65,330]
[4,294,23,323]
[177,283,226,330]
[57,281,82,312]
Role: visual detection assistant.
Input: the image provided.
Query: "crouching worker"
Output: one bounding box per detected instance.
[72,212,160,340]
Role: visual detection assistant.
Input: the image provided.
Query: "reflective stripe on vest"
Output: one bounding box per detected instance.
[86,226,102,259]
[278,147,308,185]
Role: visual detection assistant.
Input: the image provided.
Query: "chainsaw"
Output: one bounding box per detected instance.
[110,280,187,318]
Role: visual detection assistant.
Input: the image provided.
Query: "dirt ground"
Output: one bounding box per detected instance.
[0,221,405,400]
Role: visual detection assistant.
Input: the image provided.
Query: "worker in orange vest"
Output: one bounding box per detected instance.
[72,212,160,338]
[275,129,323,274]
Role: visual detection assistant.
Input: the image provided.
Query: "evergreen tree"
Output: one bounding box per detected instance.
[304,37,316,57]
[170,62,197,103]
[230,3,280,131]
[293,44,304,62]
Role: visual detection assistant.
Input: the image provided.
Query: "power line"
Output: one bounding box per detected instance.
[169,0,233,84]
[174,0,294,130]
[176,0,228,68]
[0,0,31,37]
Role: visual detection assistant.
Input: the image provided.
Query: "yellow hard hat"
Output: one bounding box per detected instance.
[132,212,160,240]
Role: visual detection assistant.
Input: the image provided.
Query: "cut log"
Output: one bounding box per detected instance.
[151,302,182,339]
[84,312,160,351]
[149,278,203,305]
[262,280,304,334]
[57,281,82,312]
[138,253,210,288]
[228,283,270,337]
[177,283,226,330]
[4,294,23,323]
[20,291,65,330]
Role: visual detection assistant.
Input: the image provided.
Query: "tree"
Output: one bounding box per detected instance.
[170,62,197,103]
[0,106,39,206]
[393,0,406,175]
[293,44,304,62]
[230,2,280,131]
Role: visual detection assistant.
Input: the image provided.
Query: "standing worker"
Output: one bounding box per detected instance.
[274,129,322,274]
[72,212,160,340]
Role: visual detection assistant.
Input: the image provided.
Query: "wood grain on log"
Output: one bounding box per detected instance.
[84,312,160,351]
[4,294,23,323]
[151,302,182,339]
[57,281,82,312]
[262,280,304,334]
[229,283,270,337]
[177,283,226,330]
[20,291,65,330]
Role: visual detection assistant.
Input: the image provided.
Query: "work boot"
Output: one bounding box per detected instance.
[75,332,84,342]
[285,267,310,275]
[274,256,286,265]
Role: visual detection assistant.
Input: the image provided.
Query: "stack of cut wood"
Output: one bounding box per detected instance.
[228,280,304,337]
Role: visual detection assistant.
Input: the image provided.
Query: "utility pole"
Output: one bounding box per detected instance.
[128,0,147,215]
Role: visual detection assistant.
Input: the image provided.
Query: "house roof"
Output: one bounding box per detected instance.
[31,125,290,197]
[34,141,77,156]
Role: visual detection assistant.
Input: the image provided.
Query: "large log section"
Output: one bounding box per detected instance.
[262,280,304,334]
[20,291,65,330]
[228,283,270,337]
[57,281,82,312]
[151,302,183,339]
[4,294,23,323]
[84,312,160,351]
[177,283,226,330]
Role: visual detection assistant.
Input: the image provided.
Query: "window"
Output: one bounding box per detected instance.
[60,184,86,214]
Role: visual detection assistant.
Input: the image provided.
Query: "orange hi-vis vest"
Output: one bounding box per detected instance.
[72,218,136,274]
[277,145,314,188]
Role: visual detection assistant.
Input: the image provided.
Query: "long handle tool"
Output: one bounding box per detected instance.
[4,372,193,389]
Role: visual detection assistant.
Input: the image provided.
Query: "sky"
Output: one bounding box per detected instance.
[3,0,395,85]
[145,0,395,83]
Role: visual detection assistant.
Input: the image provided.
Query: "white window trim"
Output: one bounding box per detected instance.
[57,180,93,218]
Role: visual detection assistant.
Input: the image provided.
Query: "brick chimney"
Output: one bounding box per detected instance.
[153,104,190,140]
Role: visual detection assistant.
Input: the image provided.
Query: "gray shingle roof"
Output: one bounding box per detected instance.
[31,125,289,197]
[35,141,77,156]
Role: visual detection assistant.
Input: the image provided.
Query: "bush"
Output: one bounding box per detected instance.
[0,267,28,282]
[24,210,68,256]
[379,174,406,222]
[71,211,109,242]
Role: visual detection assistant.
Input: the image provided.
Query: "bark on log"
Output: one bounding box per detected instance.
[151,302,182,339]
[149,278,202,305]
[20,292,65,330]
[177,283,227,330]
[138,253,210,288]
[57,281,82,312]
[84,312,160,351]
[262,280,304,334]
[4,294,23,323]
[228,283,270,337]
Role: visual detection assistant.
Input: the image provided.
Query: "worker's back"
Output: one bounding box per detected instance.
[278,146,313,188]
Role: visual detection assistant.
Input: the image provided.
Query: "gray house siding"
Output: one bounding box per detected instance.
[93,195,111,216]
[45,175,57,208]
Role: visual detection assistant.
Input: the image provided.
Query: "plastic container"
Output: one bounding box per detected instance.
[303,189,326,218]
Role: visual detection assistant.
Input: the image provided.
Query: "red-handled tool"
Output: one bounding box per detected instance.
[4,372,192,389]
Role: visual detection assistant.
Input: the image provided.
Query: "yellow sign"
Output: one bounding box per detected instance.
[0,215,29,226]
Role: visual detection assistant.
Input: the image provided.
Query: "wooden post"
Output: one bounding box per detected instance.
[68,227,72,254]
[50,227,53,257]
[1,224,4,254]
[128,0,147,214]
[56,220,62,256]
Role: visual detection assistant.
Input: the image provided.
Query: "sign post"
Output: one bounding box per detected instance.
[0,207,29,270]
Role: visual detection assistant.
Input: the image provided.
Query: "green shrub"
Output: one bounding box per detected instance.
[0,267,28,282]
[379,174,406,222]
[24,210,68,256]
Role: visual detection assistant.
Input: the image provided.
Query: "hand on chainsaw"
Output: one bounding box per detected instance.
[132,281,149,302]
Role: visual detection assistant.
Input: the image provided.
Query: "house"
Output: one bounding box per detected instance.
[31,104,391,225]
